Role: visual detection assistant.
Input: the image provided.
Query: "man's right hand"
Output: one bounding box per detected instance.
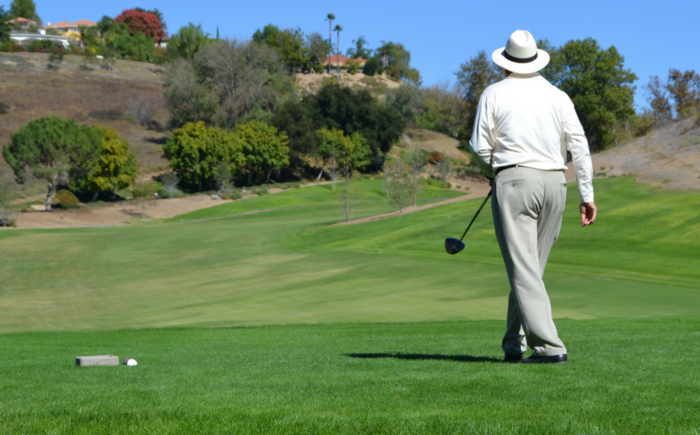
[580,202,597,226]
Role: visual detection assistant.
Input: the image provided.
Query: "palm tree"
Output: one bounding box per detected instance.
[334,24,343,80]
[326,13,335,74]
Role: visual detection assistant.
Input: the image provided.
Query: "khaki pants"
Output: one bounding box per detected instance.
[492,167,567,357]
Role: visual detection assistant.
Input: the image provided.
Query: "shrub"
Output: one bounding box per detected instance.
[256,185,269,196]
[427,152,444,165]
[311,62,324,74]
[1,42,26,52]
[422,177,451,189]
[347,59,360,74]
[27,40,56,53]
[131,182,160,199]
[363,58,378,76]
[54,190,80,209]
[222,191,242,200]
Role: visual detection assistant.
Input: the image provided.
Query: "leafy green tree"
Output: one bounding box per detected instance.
[71,126,137,200]
[313,84,405,169]
[374,41,420,84]
[163,121,245,191]
[163,59,218,128]
[666,69,699,118]
[9,0,40,23]
[383,158,414,213]
[317,128,370,220]
[253,25,307,73]
[0,7,12,44]
[420,81,470,138]
[346,36,372,59]
[270,99,322,177]
[235,120,289,185]
[542,38,637,151]
[644,75,673,120]
[454,50,503,140]
[384,86,422,122]
[363,58,378,76]
[306,32,327,65]
[167,23,211,61]
[2,117,101,211]
[0,177,17,227]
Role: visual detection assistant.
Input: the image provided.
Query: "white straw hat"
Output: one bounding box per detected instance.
[492,30,550,74]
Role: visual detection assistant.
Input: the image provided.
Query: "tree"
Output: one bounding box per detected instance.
[454,50,503,140]
[71,126,137,200]
[346,36,372,59]
[235,120,289,185]
[167,23,211,61]
[326,13,335,74]
[161,172,179,198]
[163,59,218,128]
[420,81,470,138]
[163,121,245,191]
[114,9,165,42]
[253,25,307,73]
[135,7,166,32]
[317,128,370,220]
[306,32,327,64]
[666,69,699,118]
[644,75,673,121]
[2,117,101,211]
[0,7,12,44]
[9,0,40,23]
[374,41,420,84]
[334,24,343,80]
[363,58,378,76]
[384,85,422,122]
[383,158,414,213]
[312,83,405,170]
[270,99,322,177]
[403,147,427,206]
[215,161,233,194]
[541,38,637,152]
[192,39,292,127]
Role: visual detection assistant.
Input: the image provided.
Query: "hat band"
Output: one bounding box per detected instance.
[502,50,538,64]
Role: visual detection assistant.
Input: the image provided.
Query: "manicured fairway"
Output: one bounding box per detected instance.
[1,177,700,332]
[1,318,699,434]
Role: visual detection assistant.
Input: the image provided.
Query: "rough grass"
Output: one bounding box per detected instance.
[1,318,699,434]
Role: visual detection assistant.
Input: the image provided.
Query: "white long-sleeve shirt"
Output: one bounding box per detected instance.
[469,72,594,203]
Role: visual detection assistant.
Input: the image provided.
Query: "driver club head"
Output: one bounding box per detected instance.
[445,238,465,255]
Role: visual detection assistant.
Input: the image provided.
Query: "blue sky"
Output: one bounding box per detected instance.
[28,0,700,109]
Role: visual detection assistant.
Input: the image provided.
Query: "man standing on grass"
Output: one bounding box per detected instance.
[469,30,597,364]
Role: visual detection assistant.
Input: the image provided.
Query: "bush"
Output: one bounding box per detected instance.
[27,40,57,53]
[311,62,324,74]
[347,59,360,74]
[156,186,184,198]
[222,191,242,200]
[54,190,80,209]
[270,182,301,190]
[1,42,26,52]
[131,182,160,199]
[363,58,378,76]
[256,185,269,196]
[421,177,451,189]
[427,152,443,165]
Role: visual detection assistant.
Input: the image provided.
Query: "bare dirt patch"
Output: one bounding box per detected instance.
[294,72,401,97]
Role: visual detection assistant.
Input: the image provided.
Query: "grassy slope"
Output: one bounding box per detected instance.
[1,177,699,334]
[1,318,699,434]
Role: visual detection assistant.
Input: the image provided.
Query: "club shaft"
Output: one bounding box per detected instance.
[458,189,493,243]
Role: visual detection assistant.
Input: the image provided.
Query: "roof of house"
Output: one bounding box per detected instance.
[7,17,36,24]
[46,19,96,28]
[324,54,368,66]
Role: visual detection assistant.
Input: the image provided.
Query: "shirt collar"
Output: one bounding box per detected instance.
[506,72,542,79]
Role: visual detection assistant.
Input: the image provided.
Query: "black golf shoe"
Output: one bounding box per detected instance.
[516,353,567,364]
[503,352,524,363]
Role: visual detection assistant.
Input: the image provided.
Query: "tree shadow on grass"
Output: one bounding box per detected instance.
[345,353,501,363]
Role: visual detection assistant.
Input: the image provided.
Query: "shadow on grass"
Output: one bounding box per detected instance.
[345,353,501,363]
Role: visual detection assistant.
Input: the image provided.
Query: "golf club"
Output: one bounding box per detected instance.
[445,189,493,255]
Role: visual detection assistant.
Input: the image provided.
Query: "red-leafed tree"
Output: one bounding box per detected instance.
[114,9,165,42]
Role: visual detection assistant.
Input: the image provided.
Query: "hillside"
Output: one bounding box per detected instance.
[294,71,402,96]
[0,52,170,194]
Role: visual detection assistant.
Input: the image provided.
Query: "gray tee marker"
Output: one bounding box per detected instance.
[75,355,119,367]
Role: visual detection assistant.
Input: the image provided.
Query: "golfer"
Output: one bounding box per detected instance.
[469,30,597,364]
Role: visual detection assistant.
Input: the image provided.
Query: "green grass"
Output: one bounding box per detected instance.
[2,177,700,433]
[1,318,700,434]
[1,177,700,333]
